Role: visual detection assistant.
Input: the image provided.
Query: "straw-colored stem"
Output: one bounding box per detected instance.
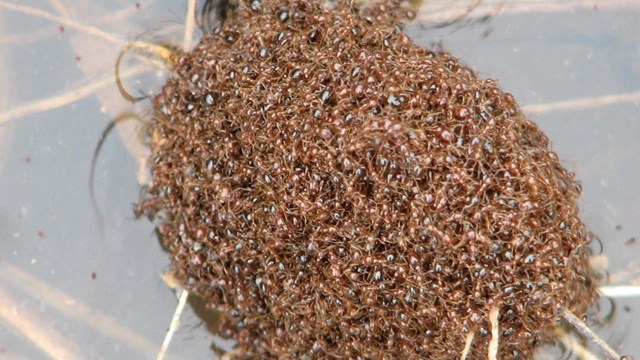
[183,0,198,51]
[554,327,601,360]
[460,330,475,360]
[0,1,121,44]
[560,307,621,360]
[523,90,640,115]
[599,285,640,298]
[0,262,159,358]
[0,65,147,125]
[157,290,190,360]
[488,307,499,360]
[0,281,82,359]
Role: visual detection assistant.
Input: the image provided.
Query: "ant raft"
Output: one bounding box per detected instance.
[132,0,621,358]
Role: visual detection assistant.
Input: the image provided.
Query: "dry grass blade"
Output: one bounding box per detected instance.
[156,290,189,360]
[600,285,640,298]
[0,65,147,125]
[221,348,245,360]
[523,90,640,115]
[554,327,601,360]
[0,26,58,47]
[460,330,475,360]
[417,0,639,24]
[101,1,146,23]
[0,1,121,44]
[561,307,621,360]
[183,0,198,51]
[488,306,499,360]
[0,262,160,358]
[47,0,70,18]
[0,281,82,359]
[0,1,142,47]
[0,10,13,175]
[116,41,176,103]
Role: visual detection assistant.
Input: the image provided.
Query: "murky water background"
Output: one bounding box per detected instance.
[0,1,638,358]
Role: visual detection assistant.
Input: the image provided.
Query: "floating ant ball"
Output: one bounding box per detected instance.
[139,0,598,358]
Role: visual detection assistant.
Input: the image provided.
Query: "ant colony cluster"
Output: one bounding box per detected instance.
[138,0,598,358]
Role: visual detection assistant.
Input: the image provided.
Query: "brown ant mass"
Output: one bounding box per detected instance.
[138,0,598,358]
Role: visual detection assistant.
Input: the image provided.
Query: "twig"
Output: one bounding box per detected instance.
[460,330,475,360]
[560,307,621,360]
[488,306,499,360]
[157,289,190,360]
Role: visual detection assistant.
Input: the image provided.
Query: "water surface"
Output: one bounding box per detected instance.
[0,1,638,358]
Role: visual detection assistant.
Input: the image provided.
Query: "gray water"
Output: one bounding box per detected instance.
[0,1,638,358]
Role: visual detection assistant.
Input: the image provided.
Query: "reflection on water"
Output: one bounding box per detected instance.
[0,0,638,358]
